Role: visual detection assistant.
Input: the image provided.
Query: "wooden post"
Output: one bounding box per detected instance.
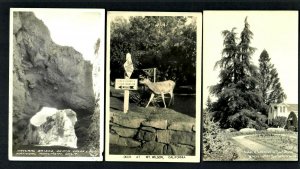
[154,68,156,82]
[123,53,134,113]
[123,76,129,113]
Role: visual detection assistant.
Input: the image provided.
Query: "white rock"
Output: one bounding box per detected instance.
[30,108,78,148]
[267,127,285,132]
[225,128,236,133]
[30,107,58,127]
[239,128,256,133]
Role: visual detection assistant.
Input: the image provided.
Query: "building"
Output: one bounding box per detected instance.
[268,103,298,124]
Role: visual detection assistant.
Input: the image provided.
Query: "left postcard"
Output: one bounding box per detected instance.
[9,8,105,161]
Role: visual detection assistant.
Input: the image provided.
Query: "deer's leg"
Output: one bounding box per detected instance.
[172,92,174,105]
[146,93,155,108]
[169,92,174,106]
[161,93,166,108]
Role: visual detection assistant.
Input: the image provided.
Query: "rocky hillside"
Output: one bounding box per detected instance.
[12,12,95,149]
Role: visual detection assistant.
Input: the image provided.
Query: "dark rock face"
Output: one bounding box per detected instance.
[12,12,95,148]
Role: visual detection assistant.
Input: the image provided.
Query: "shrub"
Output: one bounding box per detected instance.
[86,97,100,156]
[130,87,160,107]
[203,111,238,161]
[270,116,287,128]
[227,109,268,130]
[285,111,298,131]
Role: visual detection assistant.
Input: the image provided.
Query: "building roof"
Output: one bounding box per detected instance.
[269,103,298,112]
[287,104,298,112]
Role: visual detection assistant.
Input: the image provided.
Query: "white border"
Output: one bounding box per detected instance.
[9,8,105,161]
[105,11,202,162]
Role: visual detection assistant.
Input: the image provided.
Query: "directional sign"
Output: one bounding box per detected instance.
[124,53,134,78]
[115,79,138,90]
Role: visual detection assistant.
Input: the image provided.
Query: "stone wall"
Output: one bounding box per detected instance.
[109,107,196,155]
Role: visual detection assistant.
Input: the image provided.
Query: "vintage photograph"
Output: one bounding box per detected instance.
[105,12,201,162]
[203,11,298,161]
[9,8,105,161]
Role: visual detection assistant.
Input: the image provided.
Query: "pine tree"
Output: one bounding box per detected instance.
[94,38,100,55]
[206,96,212,111]
[258,49,286,105]
[210,17,264,129]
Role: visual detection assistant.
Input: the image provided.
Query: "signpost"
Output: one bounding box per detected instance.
[115,79,138,90]
[118,53,137,113]
[124,53,134,78]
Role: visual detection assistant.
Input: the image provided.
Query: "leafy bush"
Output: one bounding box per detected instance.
[110,16,197,86]
[130,87,161,107]
[203,111,238,161]
[285,111,298,131]
[227,109,268,130]
[270,116,287,128]
[86,97,100,156]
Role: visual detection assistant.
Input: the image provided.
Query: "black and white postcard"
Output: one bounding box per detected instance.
[203,11,298,161]
[105,11,201,162]
[9,8,105,161]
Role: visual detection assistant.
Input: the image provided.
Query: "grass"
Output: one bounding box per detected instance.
[246,133,298,153]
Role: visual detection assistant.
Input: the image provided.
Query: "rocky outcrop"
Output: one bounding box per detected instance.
[25,108,78,148]
[109,107,196,155]
[12,12,95,148]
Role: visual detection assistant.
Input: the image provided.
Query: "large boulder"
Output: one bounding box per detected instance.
[12,12,95,147]
[25,108,78,148]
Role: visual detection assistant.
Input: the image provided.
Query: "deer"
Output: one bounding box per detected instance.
[139,78,176,108]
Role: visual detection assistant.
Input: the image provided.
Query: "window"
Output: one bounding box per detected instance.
[280,106,282,113]
[283,106,286,113]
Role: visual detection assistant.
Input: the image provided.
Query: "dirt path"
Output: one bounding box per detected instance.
[231,135,297,161]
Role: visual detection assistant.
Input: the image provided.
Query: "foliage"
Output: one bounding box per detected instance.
[86,97,100,156]
[94,38,100,55]
[203,111,238,161]
[206,96,212,112]
[285,111,298,131]
[258,49,286,106]
[270,116,287,128]
[210,17,267,129]
[129,87,160,107]
[227,109,268,130]
[110,16,197,86]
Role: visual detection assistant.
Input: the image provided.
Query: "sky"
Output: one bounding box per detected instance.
[34,9,104,62]
[30,107,58,126]
[203,11,298,106]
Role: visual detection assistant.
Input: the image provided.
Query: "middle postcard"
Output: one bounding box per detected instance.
[105,11,202,162]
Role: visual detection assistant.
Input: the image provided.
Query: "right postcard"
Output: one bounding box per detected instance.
[203,11,298,161]
[105,11,201,162]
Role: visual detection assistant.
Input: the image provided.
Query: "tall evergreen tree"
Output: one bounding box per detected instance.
[206,96,212,112]
[210,17,265,129]
[258,49,286,105]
